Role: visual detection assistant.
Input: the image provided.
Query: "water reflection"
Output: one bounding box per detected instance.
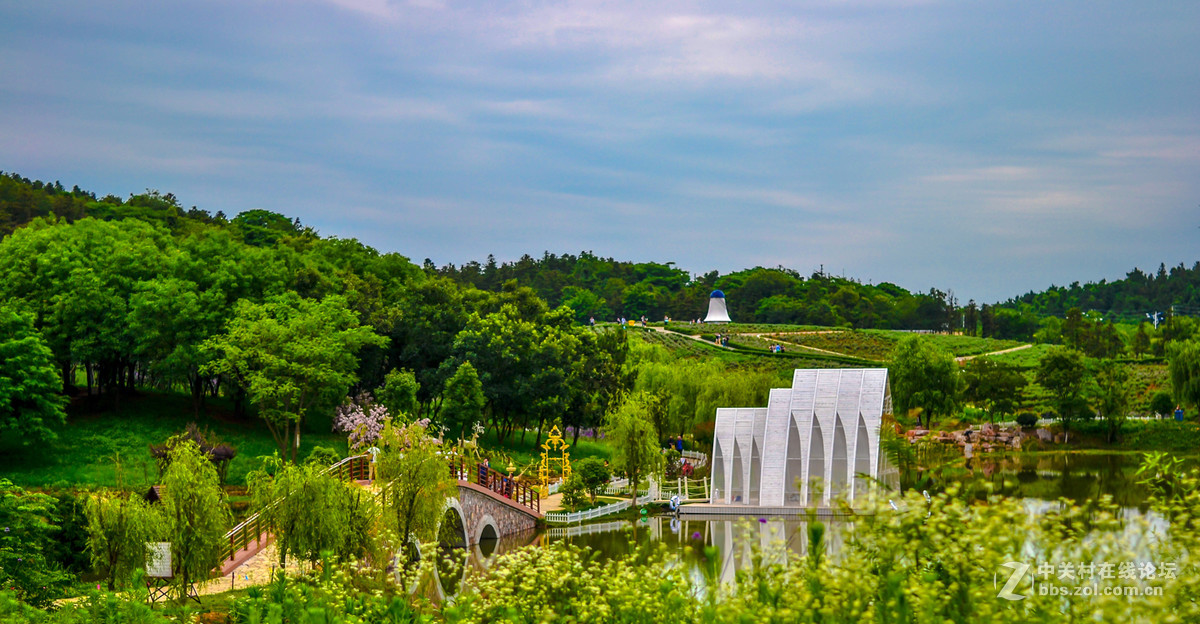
[961,452,1197,509]
[552,514,854,587]
[409,453,1189,598]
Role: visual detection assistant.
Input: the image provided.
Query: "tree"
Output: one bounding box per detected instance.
[1149,390,1174,417]
[160,440,230,600]
[1132,322,1151,359]
[452,304,581,444]
[564,329,632,448]
[247,458,373,566]
[85,491,163,590]
[1091,360,1131,444]
[0,306,66,443]
[375,421,456,566]
[378,368,420,420]
[441,361,485,441]
[604,392,664,502]
[332,393,391,451]
[889,336,963,429]
[961,357,1027,423]
[203,293,387,462]
[1168,339,1200,416]
[573,457,612,504]
[963,300,979,337]
[1036,347,1089,439]
[0,479,72,607]
[127,277,221,414]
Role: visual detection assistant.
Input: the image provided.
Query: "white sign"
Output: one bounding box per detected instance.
[146,542,172,578]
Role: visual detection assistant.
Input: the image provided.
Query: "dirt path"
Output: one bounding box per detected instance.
[749,333,883,360]
[197,541,306,596]
[648,325,734,349]
[956,344,1033,363]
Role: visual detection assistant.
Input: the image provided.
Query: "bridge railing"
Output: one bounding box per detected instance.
[657,477,709,501]
[448,456,540,515]
[219,454,370,564]
[680,450,708,468]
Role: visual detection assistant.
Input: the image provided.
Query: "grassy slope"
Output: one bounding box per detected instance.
[0,392,349,490]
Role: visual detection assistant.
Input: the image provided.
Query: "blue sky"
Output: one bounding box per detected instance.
[2,1,1197,303]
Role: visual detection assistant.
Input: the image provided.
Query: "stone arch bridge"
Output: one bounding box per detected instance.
[219,456,543,574]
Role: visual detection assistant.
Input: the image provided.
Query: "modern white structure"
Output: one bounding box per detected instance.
[704,290,732,323]
[708,368,891,508]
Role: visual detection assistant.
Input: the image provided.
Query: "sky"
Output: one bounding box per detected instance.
[1,1,1197,303]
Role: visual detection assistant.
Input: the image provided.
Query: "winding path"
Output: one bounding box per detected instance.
[955,344,1033,363]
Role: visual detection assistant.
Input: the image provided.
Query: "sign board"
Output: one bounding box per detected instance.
[146,542,172,578]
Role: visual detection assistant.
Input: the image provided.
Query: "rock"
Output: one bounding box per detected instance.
[1036,428,1053,443]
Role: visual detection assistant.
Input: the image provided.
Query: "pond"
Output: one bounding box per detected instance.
[419,452,1191,600]
[954,450,1197,509]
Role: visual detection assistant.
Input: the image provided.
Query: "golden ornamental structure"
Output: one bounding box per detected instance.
[539,425,572,497]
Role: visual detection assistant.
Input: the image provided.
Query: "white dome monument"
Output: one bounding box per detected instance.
[704,290,732,323]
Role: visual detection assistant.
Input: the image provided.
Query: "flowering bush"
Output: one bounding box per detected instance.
[333,393,391,450]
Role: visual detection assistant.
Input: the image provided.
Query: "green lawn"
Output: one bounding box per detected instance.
[0,391,350,490]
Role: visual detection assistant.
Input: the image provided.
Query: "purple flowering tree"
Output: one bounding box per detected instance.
[333,393,391,450]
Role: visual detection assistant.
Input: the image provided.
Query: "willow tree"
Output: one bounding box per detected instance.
[161,441,230,600]
[375,421,455,567]
[605,392,664,502]
[85,492,164,590]
[247,458,374,566]
[203,293,387,462]
[1169,339,1200,416]
[890,336,963,429]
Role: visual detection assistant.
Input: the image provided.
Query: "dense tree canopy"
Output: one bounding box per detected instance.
[202,294,387,462]
[0,307,66,442]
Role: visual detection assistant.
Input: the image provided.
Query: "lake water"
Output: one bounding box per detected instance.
[422,451,1188,599]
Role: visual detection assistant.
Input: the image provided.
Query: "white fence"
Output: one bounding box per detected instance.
[546,520,629,538]
[545,490,657,525]
[604,478,630,495]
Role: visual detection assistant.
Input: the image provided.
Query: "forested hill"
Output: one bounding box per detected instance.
[1002,263,1200,321]
[434,254,956,330]
[1,171,958,331]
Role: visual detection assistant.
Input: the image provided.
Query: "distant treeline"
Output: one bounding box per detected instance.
[5,170,1198,344]
[434,255,959,331]
[1001,263,1200,320]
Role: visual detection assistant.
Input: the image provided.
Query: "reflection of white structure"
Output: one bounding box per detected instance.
[704,290,731,323]
[709,368,890,508]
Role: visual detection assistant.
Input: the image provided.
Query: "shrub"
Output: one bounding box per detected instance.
[0,480,72,607]
[1015,412,1038,428]
[1149,390,1175,417]
[573,457,611,503]
[306,445,342,467]
[558,473,589,510]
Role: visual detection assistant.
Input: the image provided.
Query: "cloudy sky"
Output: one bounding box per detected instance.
[2,1,1197,303]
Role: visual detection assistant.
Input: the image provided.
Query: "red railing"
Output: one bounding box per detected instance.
[219,454,371,563]
[448,456,540,514]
